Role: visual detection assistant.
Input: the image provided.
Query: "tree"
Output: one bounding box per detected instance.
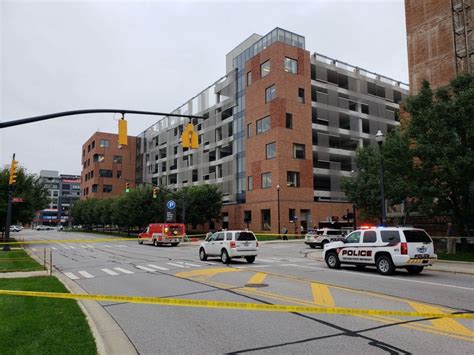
[180,185,223,228]
[0,166,49,232]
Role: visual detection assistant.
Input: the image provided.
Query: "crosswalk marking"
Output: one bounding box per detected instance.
[101,268,119,276]
[64,272,79,280]
[69,246,76,249]
[147,264,169,271]
[117,244,128,248]
[136,265,157,272]
[32,248,37,251]
[78,271,94,278]
[114,267,134,274]
[102,245,111,248]
[257,258,279,263]
[81,245,88,248]
[51,247,57,250]
[167,262,188,268]
[176,261,201,267]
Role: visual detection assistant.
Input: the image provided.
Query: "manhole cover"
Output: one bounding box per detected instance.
[244,283,269,288]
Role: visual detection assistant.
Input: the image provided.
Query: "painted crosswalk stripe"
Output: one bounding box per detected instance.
[117,244,128,248]
[176,261,200,268]
[64,272,79,280]
[52,247,57,250]
[69,246,76,249]
[101,268,119,276]
[114,267,134,274]
[81,245,88,248]
[166,262,188,268]
[147,264,169,271]
[257,258,279,263]
[32,248,37,251]
[102,245,111,248]
[78,271,94,278]
[136,265,157,272]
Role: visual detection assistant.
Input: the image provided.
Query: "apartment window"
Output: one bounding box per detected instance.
[349,101,358,111]
[93,154,104,162]
[393,90,402,104]
[244,210,252,223]
[265,85,276,103]
[266,142,276,159]
[284,57,297,74]
[261,209,271,230]
[247,71,252,86]
[286,113,293,129]
[99,139,110,148]
[247,123,252,138]
[215,127,222,141]
[261,172,272,189]
[91,185,98,193]
[87,144,91,152]
[192,169,198,182]
[361,104,369,114]
[287,171,300,187]
[256,116,271,134]
[103,185,113,193]
[298,88,305,103]
[293,144,305,159]
[261,60,270,78]
[91,141,95,149]
[248,176,253,191]
[116,170,122,178]
[289,208,296,222]
[99,169,112,178]
[53,191,58,197]
[113,155,122,163]
[82,149,85,157]
[90,170,94,178]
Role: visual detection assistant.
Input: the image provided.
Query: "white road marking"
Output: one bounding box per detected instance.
[32,248,37,251]
[116,244,128,248]
[136,265,157,272]
[64,272,79,280]
[257,258,279,263]
[166,262,188,268]
[78,271,94,278]
[51,247,57,250]
[176,261,200,267]
[102,245,111,248]
[69,246,76,249]
[86,244,94,248]
[114,267,134,274]
[235,264,272,269]
[283,263,327,270]
[81,245,88,248]
[101,268,119,276]
[147,264,169,271]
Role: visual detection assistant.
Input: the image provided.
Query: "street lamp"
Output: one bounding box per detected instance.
[276,184,281,236]
[375,129,386,225]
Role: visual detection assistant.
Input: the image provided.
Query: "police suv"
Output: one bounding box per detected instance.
[323,227,437,275]
[304,228,345,248]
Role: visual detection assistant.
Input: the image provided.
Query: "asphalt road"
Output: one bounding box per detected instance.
[15,230,474,354]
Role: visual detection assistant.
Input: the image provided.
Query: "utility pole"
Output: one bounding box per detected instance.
[3,153,18,252]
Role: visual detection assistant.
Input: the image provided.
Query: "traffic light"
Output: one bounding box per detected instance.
[181,123,198,149]
[125,182,130,192]
[152,187,158,199]
[9,159,18,185]
[118,116,128,146]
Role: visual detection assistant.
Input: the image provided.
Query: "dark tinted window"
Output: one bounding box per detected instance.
[403,230,432,243]
[381,231,400,243]
[327,231,342,236]
[363,231,377,243]
[226,232,233,241]
[215,233,225,241]
[236,232,256,241]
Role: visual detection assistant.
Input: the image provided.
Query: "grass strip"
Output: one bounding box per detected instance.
[0,276,97,355]
[437,251,474,262]
[0,249,44,272]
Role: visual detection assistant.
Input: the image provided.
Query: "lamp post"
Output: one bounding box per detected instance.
[276,184,281,236]
[375,129,386,225]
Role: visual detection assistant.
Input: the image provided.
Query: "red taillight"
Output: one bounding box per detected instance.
[400,242,408,255]
[230,241,236,248]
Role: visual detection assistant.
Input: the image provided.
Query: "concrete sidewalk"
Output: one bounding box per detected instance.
[0,270,48,278]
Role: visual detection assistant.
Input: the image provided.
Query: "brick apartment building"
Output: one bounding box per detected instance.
[405,0,473,94]
[81,132,136,199]
[136,28,408,233]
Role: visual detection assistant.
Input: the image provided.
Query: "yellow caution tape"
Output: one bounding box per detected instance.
[0,289,472,319]
[0,237,135,245]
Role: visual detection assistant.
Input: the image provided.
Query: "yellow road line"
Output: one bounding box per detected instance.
[311,283,335,307]
[247,272,267,287]
[175,268,239,279]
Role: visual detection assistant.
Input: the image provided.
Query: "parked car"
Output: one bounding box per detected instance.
[323,227,437,275]
[36,225,52,231]
[304,228,345,248]
[199,230,258,264]
[10,225,21,232]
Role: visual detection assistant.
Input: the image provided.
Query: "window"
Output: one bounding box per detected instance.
[103,185,113,193]
[90,170,94,178]
[53,191,58,196]
[298,88,305,103]
[91,184,98,193]
[289,208,296,222]
[265,85,276,103]
[286,113,293,129]
[381,231,401,243]
[236,232,256,241]
[256,116,271,134]
[403,230,432,243]
[91,141,95,149]
[82,149,85,157]
[363,231,377,243]
[247,71,252,86]
[192,169,198,182]
[261,172,272,188]
[261,209,271,230]
[361,104,369,114]
[99,169,112,178]
[287,171,300,187]
[247,123,252,138]
[244,210,252,223]
[99,139,110,148]
[87,144,91,152]
[248,176,253,191]
[215,233,225,241]
[93,154,105,163]
[116,170,122,178]
[266,142,276,159]
[349,101,358,111]
[261,60,270,78]
[345,231,361,243]
[284,57,297,74]
[293,144,305,159]
[225,232,233,241]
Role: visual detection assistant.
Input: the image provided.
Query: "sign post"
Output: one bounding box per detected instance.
[166,200,176,223]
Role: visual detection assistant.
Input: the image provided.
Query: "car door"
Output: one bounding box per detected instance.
[339,231,362,263]
[208,232,224,255]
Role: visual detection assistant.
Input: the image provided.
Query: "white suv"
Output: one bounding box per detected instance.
[199,230,259,264]
[304,228,345,248]
[323,227,437,275]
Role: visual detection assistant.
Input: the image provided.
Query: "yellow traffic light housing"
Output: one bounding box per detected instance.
[118,117,128,146]
[9,159,18,185]
[152,187,158,199]
[181,123,199,149]
[125,182,130,193]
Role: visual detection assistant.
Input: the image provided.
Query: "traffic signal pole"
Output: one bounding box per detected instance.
[2,153,16,252]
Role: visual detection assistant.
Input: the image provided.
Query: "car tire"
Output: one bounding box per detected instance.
[376,255,395,275]
[245,256,255,264]
[138,239,143,245]
[171,243,179,247]
[309,245,316,249]
[221,249,231,264]
[153,239,159,247]
[406,266,424,274]
[199,248,208,261]
[325,251,341,269]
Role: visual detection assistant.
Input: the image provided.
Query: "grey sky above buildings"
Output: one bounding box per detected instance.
[1,0,408,176]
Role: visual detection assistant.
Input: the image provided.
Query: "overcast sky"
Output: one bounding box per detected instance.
[1,0,408,176]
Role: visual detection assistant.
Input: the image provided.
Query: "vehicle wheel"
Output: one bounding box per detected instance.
[321,240,329,249]
[325,251,341,269]
[406,266,424,274]
[355,265,366,270]
[199,248,208,261]
[309,245,316,249]
[376,255,395,275]
[221,249,231,264]
[153,239,159,247]
[138,239,143,245]
[171,243,179,247]
[245,256,255,264]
